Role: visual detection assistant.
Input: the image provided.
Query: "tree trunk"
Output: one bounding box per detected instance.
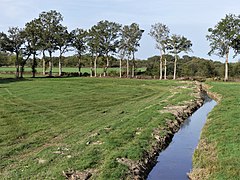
[224,52,229,81]
[42,51,46,75]
[173,54,177,80]
[103,56,109,77]
[159,54,163,80]
[103,65,106,77]
[120,58,122,78]
[20,64,24,78]
[49,61,52,76]
[90,59,93,77]
[15,52,19,78]
[59,54,62,76]
[58,48,63,77]
[164,57,167,80]
[127,58,129,78]
[49,51,53,77]
[132,64,134,78]
[106,56,109,76]
[94,55,98,77]
[32,53,36,78]
[20,55,30,78]
[78,55,82,76]
[103,57,106,77]
[132,53,135,78]
[90,66,93,77]
[43,59,45,75]
[58,60,62,76]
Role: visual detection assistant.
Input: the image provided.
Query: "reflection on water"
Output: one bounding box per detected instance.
[147,97,217,180]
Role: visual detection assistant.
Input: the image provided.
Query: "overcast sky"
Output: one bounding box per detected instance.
[0,0,239,62]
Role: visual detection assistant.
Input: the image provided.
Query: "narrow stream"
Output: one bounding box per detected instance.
[147,95,217,180]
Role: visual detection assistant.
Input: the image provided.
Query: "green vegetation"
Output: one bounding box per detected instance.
[0,10,145,79]
[191,82,240,179]
[146,55,240,79]
[0,67,118,73]
[0,77,197,179]
[0,67,146,78]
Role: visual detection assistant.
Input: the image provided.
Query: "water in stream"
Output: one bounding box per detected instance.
[147,96,217,180]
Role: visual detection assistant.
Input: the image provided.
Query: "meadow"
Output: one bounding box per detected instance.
[0,77,196,179]
[191,81,240,180]
[0,67,146,76]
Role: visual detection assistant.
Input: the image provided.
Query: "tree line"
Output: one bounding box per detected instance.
[0,10,239,80]
[0,10,144,78]
[146,55,240,79]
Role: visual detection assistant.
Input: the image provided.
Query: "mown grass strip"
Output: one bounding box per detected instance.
[190,82,240,180]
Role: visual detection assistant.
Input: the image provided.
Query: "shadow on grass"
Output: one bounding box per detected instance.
[0,76,83,85]
[0,77,33,84]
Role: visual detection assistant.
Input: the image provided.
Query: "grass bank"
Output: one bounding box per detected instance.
[0,77,197,179]
[190,82,240,180]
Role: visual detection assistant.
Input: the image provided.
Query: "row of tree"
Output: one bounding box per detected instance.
[0,11,239,80]
[0,10,144,78]
[149,23,192,80]
[148,13,240,81]
[2,51,240,79]
[0,10,195,80]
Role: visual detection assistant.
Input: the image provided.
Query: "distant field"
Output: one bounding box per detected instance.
[191,82,240,180]
[0,67,146,74]
[0,77,196,179]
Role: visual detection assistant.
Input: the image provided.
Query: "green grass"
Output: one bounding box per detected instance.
[0,67,146,74]
[0,77,196,179]
[191,81,240,180]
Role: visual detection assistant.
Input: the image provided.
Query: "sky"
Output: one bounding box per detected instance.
[0,0,240,62]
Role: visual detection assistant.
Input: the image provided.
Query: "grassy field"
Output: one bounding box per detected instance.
[0,67,146,74]
[0,77,197,179]
[191,82,240,180]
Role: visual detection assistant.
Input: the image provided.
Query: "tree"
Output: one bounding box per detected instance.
[55,25,72,76]
[118,41,127,78]
[24,18,42,77]
[97,20,121,76]
[0,33,10,67]
[207,14,240,81]
[39,10,64,76]
[167,34,192,80]
[18,52,31,78]
[71,28,88,76]
[0,28,24,78]
[149,23,170,79]
[88,24,103,77]
[118,27,130,78]
[120,23,144,78]
[0,32,8,51]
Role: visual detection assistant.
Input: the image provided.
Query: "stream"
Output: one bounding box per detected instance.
[147,95,217,180]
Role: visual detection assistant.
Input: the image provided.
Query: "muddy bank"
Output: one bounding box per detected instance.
[119,83,206,180]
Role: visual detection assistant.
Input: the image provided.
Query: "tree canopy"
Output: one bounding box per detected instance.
[167,34,192,79]
[207,14,240,81]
